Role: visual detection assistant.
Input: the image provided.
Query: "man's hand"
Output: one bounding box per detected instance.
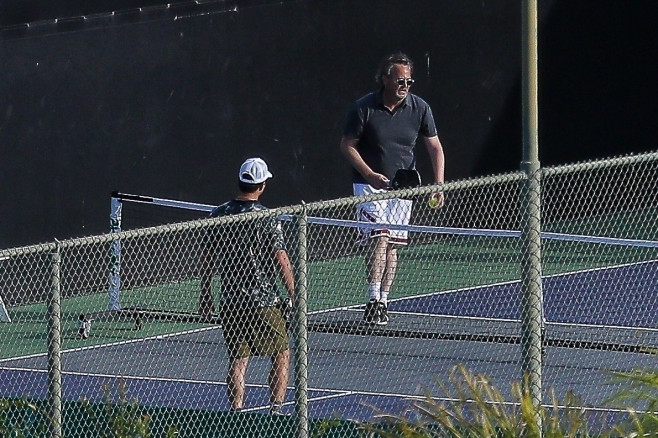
[365,172,390,190]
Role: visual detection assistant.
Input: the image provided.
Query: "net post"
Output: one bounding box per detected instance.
[292,204,309,438]
[521,0,543,428]
[0,253,10,322]
[47,243,63,438]
[0,288,10,322]
[108,195,122,311]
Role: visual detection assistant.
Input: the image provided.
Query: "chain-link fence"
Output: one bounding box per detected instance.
[1,152,657,437]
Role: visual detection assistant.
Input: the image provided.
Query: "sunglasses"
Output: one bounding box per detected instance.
[395,77,415,87]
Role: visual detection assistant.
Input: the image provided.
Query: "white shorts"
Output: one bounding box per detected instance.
[353,183,412,246]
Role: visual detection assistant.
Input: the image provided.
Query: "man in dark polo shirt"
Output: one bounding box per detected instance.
[340,52,446,325]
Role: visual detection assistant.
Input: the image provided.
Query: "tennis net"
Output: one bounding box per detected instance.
[107,188,658,354]
[300,213,657,353]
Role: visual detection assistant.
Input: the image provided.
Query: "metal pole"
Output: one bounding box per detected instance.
[109,196,122,311]
[522,0,540,165]
[293,206,309,438]
[48,244,63,438]
[521,0,543,417]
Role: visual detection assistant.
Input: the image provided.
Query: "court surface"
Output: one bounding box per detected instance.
[1,259,656,423]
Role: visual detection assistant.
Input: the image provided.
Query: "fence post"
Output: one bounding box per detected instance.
[521,0,543,430]
[520,164,543,408]
[293,205,309,438]
[48,243,63,438]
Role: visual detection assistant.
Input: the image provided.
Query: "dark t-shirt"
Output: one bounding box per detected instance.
[343,91,438,183]
[208,199,286,307]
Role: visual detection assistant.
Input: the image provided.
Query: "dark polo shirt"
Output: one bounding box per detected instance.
[343,90,438,184]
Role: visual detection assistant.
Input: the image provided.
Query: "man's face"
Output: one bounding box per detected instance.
[382,64,413,103]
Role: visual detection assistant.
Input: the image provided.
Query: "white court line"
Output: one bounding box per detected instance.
[0,364,429,410]
[3,259,655,363]
[390,256,658,302]
[0,365,646,415]
[548,320,658,333]
[301,389,647,416]
[0,366,225,386]
[0,364,406,399]
[338,257,658,331]
[312,257,658,317]
[340,307,658,334]
[0,364,351,396]
[0,364,354,411]
[307,278,524,317]
[0,324,223,363]
[240,392,354,413]
[341,307,520,324]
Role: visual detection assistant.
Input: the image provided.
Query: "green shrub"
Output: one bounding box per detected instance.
[359,365,596,438]
[0,398,45,438]
[605,368,658,438]
[79,378,177,438]
[4,368,657,438]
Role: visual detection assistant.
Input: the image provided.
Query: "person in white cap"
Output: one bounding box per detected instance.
[199,157,295,415]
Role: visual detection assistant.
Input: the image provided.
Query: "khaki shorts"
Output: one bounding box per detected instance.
[219,305,289,359]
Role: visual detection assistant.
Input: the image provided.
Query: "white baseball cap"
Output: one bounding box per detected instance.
[239,157,273,184]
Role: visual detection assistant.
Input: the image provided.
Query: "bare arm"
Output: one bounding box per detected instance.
[423,135,445,184]
[275,249,295,300]
[424,135,446,207]
[340,136,390,189]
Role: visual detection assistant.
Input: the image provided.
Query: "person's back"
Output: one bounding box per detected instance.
[198,157,295,414]
[210,200,283,308]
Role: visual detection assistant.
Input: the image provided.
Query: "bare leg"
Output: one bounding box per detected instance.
[367,236,390,284]
[269,349,290,405]
[227,357,249,410]
[381,244,398,295]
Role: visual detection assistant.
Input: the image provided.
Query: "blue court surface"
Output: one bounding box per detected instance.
[394,260,657,327]
[1,261,656,422]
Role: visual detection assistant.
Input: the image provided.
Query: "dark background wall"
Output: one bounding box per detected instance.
[1,0,657,248]
[0,0,255,26]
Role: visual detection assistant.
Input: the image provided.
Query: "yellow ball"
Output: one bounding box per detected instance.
[428,197,440,209]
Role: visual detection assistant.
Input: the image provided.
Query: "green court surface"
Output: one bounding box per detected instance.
[0,294,208,360]
[311,233,656,306]
[546,207,658,240]
[3,222,655,361]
